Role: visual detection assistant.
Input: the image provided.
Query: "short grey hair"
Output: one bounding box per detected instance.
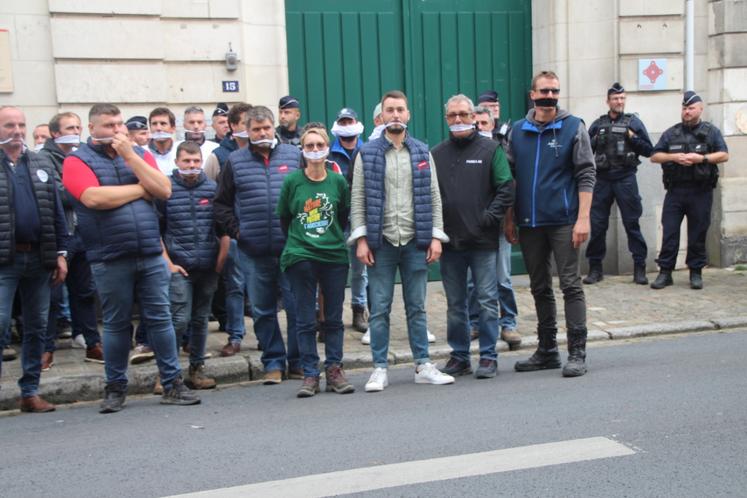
[444,94,475,113]
[183,106,204,117]
[246,105,275,126]
[473,105,493,121]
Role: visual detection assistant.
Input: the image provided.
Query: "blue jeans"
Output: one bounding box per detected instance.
[468,237,518,332]
[349,243,367,307]
[441,248,500,362]
[0,252,52,397]
[286,260,347,377]
[44,240,101,351]
[170,270,219,367]
[90,255,182,390]
[224,240,247,344]
[367,240,431,369]
[238,251,297,372]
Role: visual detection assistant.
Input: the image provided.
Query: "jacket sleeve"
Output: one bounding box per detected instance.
[347,153,367,243]
[428,152,449,243]
[213,159,238,238]
[629,116,654,158]
[337,177,350,232]
[276,175,292,236]
[482,147,515,227]
[52,179,69,252]
[572,121,596,193]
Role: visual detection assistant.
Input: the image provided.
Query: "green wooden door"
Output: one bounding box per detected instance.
[285,0,531,274]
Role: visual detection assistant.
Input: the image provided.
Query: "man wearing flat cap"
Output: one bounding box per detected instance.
[583,82,654,286]
[126,116,149,147]
[276,95,302,148]
[477,90,511,147]
[649,91,729,290]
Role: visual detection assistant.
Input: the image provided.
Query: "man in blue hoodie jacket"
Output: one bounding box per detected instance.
[504,71,596,377]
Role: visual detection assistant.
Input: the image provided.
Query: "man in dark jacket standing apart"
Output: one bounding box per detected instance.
[584,82,654,285]
[433,94,514,380]
[63,103,200,413]
[214,105,301,383]
[0,106,68,413]
[504,71,596,377]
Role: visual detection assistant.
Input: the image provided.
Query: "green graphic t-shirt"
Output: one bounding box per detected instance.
[276,168,350,271]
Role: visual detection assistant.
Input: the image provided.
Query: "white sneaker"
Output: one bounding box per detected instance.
[427,329,436,343]
[71,334,87,349]
[415,362,455,385]
[365,367,388,392]
[361,328,371,345]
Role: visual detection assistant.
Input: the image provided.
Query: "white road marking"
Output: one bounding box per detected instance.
[165,436,635,498]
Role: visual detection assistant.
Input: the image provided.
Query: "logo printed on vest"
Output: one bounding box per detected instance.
[547,139,563,152]
[465,159,483,164]
[278,165,288,173]
[36,169,49,183]
[417,161,429,170]
[198,198,210,206]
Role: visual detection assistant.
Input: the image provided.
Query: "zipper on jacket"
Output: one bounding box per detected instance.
[189,188,198,269]
[531,133,542,227]
[563,188,569,218]
[114,157,141,255]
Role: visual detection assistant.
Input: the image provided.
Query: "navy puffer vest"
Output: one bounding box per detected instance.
[71,140,162,262]
[229,144,301,257]
[358,135,433,250]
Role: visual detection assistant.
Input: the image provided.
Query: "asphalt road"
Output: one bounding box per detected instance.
[1,330,746,498]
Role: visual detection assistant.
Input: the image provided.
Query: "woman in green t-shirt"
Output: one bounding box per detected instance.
[277,128,354,398]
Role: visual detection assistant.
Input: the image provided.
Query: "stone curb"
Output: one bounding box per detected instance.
[2,316,746,412]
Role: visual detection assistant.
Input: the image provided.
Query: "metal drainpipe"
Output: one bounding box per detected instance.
[685,0,695,91]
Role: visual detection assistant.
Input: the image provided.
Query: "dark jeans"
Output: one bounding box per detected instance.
[286,260,347,378]
[519,225,586,334]
[238,251,298,372]
[90,255,182,390]
[0,252,52,397]
[170,270,219,366]
[44,244,100,352]
[656,186,713,270]
[586,174,648,265]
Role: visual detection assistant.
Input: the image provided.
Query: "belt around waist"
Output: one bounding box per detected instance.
[15,242,39,252]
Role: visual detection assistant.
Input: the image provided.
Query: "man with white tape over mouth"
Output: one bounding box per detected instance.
[349,90,454,392]
[0,105,69,413]
[148,107,181,175]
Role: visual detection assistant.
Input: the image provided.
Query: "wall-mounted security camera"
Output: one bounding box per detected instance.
[225,42,238,72]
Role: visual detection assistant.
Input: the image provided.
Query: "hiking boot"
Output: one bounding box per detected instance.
[287,367,304,380]
[515,349,562,371]
[297,376,320,398]
[650,269,673,289]
[562,328,588,378]
[186,364,216,390]
[85,343,105,364]
[130,344,154,364]
[475,358,498,379]
[689,268,703,290]
[160,377,201,405]
[352,305,369,332]
[153,377,163,395]
[500,329,522,350]
[441,357,472,376]
[633,263,648,285]
[325,364,355,394]
[582,262,604,284]
[220,341,240,357]
[99,383,127,414]
[263,370,283,385]
[41,352,54,371]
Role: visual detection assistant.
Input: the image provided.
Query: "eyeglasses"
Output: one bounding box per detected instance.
[303,142,326,151]
[446,111,472,121]
[538,88,560,95]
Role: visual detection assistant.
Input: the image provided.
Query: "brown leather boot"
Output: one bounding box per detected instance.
[41,352,54,371]
[20,395,56,413]
[186,364,216,390]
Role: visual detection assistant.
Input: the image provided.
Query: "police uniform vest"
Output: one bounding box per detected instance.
[358,135,433,251]
[662,122,718,189]
[594,114,639,171]
[0,151,59,268]
[71,141,162,262]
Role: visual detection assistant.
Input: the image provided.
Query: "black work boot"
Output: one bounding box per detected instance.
[689,268,703,290]
[633,263,648,285]
[650,269,673,289]
[562,328,588,377]
[515,328,562,372]
[99,382,127,414]
[582,262,604,284]
[351,305,369,332]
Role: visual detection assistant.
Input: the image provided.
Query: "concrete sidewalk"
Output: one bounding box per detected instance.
[2,266,746,411]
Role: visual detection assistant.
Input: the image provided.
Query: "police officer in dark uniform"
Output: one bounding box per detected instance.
[477,90,511,148]
[583,83,654,285]
[650,91,729,290]
[276,95,302,148]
